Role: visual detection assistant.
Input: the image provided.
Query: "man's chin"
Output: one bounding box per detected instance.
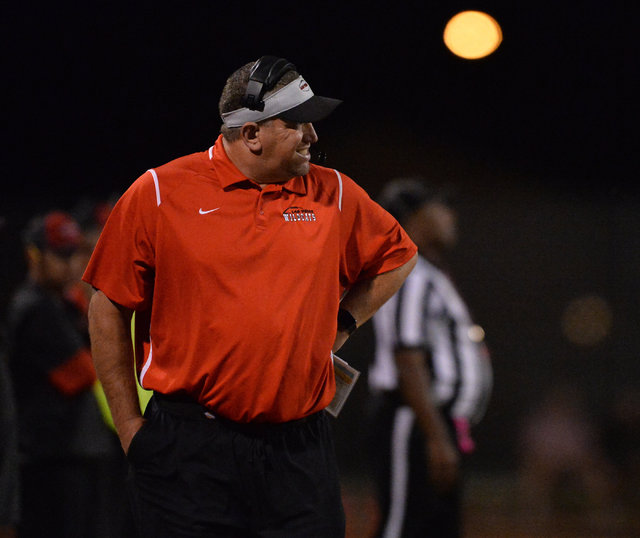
[294,162,311,176]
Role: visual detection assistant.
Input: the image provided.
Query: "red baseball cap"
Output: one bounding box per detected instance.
[23,211,83,256]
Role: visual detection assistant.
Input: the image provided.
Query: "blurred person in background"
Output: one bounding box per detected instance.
[66,198,116,321]
[368,177,493,538]
[6,211,116,538]
[518,383,614,519]
[67,198,138,538]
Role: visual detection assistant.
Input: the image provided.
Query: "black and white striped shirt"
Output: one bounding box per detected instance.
[370,255,492,424]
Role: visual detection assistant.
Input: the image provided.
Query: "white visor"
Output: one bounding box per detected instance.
[221,76,341,128]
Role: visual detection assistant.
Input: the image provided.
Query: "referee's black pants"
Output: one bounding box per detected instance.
[368,392,462,538]
[126,395,345,538]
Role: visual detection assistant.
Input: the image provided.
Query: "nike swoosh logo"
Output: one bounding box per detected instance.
[199,207,220,214]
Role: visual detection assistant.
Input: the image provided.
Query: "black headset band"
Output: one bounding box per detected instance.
[243,56,296,111]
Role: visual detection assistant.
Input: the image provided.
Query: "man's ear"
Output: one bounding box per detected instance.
[240,122,262,152]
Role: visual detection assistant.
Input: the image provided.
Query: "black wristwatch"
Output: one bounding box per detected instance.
[337,308,357,335]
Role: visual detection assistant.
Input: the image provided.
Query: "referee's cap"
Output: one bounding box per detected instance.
[23,211,83,257]
[377,177,452,224]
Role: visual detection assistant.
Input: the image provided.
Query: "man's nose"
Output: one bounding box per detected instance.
[302,123,318,144]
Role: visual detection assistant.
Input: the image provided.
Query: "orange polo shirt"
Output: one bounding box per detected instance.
[83,135,416,422]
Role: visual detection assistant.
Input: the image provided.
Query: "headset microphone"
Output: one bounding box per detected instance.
[315,151,327,164]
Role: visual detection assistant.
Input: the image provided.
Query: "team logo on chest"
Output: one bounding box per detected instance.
[282,206,317,222]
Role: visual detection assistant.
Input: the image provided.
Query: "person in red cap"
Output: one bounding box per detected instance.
[84,56,418,537]
[7,211,117,538]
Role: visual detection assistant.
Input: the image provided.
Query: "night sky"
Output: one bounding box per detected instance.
[3,1,636,209]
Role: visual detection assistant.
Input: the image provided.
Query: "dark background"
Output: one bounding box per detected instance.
[2,1,638,477]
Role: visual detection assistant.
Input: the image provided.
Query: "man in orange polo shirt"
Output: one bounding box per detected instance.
[85,56,417,537]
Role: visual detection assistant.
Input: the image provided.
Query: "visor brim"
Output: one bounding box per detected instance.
[277,95,342,123]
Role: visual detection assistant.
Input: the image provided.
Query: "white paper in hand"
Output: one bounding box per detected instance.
[326,354,360,417]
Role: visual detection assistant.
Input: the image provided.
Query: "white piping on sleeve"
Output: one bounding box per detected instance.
[333,169,343,211]
[139,340,153,388]
[209,145,214,160]
[148,169,161,206]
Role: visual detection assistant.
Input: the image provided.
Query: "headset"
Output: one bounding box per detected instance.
[241,55,327,164]
[242,56,296,111]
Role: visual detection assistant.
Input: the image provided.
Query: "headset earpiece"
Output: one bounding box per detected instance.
[243,56,296,111]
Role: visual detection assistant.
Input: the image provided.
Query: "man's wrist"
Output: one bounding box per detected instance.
[337,308,357,335]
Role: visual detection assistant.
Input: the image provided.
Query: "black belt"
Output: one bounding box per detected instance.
[152,392,321,436]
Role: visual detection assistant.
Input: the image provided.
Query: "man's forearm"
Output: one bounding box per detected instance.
[334,253,417,351]
[396,349,452,442]
[396,348,460,491]
[88,290,143,452]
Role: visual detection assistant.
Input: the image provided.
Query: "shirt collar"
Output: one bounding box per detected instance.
[208,135,307,195]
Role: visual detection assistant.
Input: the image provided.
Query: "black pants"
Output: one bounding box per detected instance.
[127,395,345,538]
[18,451,134,538]
[368,392,461,538]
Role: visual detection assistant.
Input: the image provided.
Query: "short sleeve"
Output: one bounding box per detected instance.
[83,171,158,309]
[338,173,417,287]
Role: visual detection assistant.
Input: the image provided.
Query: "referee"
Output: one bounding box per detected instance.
[368,178,493,538]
